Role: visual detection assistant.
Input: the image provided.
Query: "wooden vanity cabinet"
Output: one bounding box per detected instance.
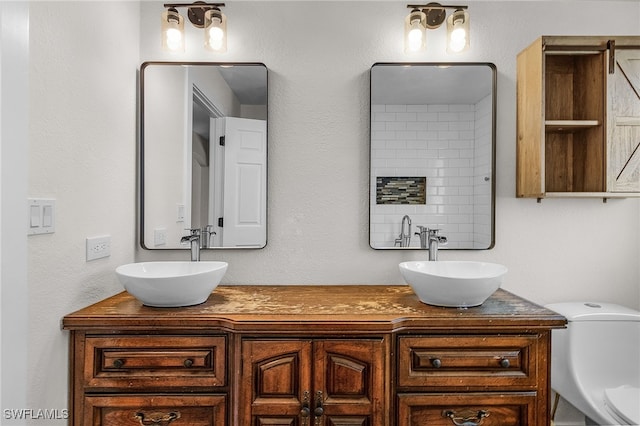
[516,36,640,199]
[62,285,566,426]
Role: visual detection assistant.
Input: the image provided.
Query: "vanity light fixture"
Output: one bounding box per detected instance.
[162,2,227,53]
[405,3,469,54]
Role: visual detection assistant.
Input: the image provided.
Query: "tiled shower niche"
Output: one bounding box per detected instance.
[377,177,426,205]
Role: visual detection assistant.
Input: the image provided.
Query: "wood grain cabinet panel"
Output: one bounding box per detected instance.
[398,393,537,426]
[241,339,387,426]
[607,49,640,192]
[398,335,539,390]
[84,335,227,391]
[83,395,226,426]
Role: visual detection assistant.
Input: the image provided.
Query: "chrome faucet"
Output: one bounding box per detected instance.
[427,228,447,261]
[415,225,429,249]
[395,215,412,248]
[180,229,201,261]
[201,225,216,249]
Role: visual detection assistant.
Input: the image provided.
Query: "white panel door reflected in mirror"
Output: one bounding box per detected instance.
[370,63,496,250]
[141,62,267,249]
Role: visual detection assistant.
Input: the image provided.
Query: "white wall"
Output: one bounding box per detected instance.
[138,0,640,307]
[17,2,139,424]
[3,0,638,424]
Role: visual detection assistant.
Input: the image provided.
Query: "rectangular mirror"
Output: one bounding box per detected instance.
[370,63,496,250]
[141,62,267,249]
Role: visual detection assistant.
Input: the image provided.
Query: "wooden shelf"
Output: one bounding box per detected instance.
[545,120,600,132]
[544,192,640,199]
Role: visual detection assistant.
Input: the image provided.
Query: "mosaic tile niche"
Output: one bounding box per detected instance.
[376,177,426,205]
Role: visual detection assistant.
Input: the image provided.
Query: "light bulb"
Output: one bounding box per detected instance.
[404,10,426,54]
[161,8,184,52]
[207,20,224,47]
[449,27,466,52]
[204,9,227,52]
[165,28,183,51]
[446,9,469,53]
[407,23,424,52]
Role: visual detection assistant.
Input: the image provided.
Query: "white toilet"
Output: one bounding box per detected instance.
[546,302,640,426]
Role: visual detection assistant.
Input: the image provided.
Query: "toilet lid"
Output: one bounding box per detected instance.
[604,386,640,425]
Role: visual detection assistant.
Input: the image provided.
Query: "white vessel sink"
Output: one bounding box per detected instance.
[399,261,507,307]
[116,261,228,307]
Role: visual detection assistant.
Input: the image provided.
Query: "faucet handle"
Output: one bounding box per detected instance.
[428,229,448,244]
[180,228,201,244]
[415,225,429,235]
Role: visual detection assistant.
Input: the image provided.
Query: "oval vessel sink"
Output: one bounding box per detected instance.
[399,261,507,307]
[116,261,228,307]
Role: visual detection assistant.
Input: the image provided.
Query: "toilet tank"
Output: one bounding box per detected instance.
[546,302,640,424]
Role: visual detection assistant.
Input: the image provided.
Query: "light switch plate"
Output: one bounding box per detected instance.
[27,198,55,235]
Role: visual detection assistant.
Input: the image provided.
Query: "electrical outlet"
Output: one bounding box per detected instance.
[86,235,111,261]
[154,228,167,246]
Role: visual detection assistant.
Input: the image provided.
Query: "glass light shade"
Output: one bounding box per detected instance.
[161,8,185,52]
[446,9,469,53]
[404,10,426,54]
[204,9,227,53]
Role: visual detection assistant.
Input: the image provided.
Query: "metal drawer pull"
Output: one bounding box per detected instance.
[431,358,442,368]
[135,411,181,426]
[300,390,310,426]
[314,391,324,426]
[500,358,510,368]
[112,359,124,368]
[443,409,489,426]
[183,358,194,368]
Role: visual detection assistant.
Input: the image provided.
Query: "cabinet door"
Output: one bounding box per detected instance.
[516,37,545,198]
[608,48,640,192]
[398,393,537,426]
[83,395,226,426]
[241,339,388,426]
[314,340,387,426]
[240,340,313,425]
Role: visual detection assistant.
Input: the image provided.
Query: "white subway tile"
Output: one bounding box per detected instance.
[386,104,407,113]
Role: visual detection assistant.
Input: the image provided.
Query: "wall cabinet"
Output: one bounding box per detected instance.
[63,285,565,426]
[516,36,640,199]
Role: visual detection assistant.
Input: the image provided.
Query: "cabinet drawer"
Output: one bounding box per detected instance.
[398,335,539,389]
[398,393,537,426]
[84,335,226,390]
[83,395,226,426]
